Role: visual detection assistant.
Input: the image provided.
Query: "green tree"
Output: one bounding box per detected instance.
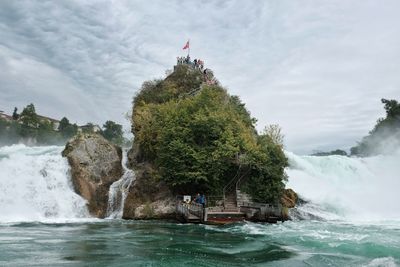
[131,65,288,202]
[58,117,70,132]
[102,120,123,145]
[12,107,19,120]
[20,104,38,127]
[37,120,57,144]
[351,98,400,156]
[58,117,77,139]
[19,103,39,137]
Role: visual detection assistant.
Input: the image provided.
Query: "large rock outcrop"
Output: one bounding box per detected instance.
[62,133,123,217]
[122,147,175,219]
[126,63,288,219]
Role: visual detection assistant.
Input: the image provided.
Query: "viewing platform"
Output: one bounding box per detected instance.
[175,194,285,225]
[171,55,218,86]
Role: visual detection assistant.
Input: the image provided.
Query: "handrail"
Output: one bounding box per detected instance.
[235,167,251,191]
[176,200,205,221]
[222,165,241,205]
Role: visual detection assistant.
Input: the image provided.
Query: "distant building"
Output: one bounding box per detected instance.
[37,115,60,131]
[0,110,14,122]
[78,123,101,133]
[1,110,61,130]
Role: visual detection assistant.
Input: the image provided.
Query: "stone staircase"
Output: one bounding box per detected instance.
[236,189,252,206]
[224,194,239,212]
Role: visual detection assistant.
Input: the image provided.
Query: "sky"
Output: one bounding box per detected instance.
[0,0,399,154]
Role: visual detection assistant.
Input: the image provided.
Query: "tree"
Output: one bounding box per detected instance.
[263,124,284,147]
[12,107,19,120]
[312,149,348,156]
[58,117,77,139]
[58,117,70,132]
[37,120,55,144]
[382,98,400,119]
[131,66,288,202]
[19,103,39,137]
[351,98,400,156]
[20,104,39,128]
[102,120,123,145]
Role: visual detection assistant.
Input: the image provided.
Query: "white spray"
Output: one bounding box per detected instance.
[0,145,89,223]
[106,150,135,219]
[286,149,400,221]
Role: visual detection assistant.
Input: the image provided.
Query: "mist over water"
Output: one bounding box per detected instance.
[286,149,400,221]
[0,145,88,223]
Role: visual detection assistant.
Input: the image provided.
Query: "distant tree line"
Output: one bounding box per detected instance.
[0,103,125,146]
[350,98,400,156]
[310,98,399,157]
[311,149,348,157]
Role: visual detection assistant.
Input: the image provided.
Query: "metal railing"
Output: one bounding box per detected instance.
[222,166,242,206]
[176,200,204,221]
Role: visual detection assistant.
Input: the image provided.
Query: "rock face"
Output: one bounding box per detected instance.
[281,188,298,208]
[62,133,123,218]
[122,147,175,219]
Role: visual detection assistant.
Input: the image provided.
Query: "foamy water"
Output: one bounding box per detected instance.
[285,149,400,222]
[106,149,135,219]
[0,145,89,223]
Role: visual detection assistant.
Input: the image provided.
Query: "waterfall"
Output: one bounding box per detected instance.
[285,149,400,221]
[0,145,89,223]
[106,150,135,219]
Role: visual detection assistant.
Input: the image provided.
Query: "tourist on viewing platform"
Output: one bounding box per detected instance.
[194,193,201,204]
[200,194,206,207]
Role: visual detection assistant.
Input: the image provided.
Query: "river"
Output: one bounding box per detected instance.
[0,145,399,266]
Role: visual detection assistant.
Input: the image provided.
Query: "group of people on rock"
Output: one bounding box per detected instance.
[176,55,205,71]
[176,56,189,64]
[193,59,204,70]
[175,55,217,86]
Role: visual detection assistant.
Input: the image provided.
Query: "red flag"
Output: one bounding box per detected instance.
[182,40,189,50]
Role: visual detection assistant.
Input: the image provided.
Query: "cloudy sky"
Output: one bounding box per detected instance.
[1,0,399,154]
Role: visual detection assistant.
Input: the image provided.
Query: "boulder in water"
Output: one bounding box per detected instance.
[62,133,123,218]
[281,188,298,208]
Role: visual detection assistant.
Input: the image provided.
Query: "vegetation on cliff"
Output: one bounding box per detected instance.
[351,98,400,156]
[131,65,288,203]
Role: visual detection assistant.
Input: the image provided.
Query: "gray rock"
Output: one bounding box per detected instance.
[123,151,175,220]
[62,133,123,218]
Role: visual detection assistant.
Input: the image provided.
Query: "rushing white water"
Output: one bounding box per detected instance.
[1,143,398,224]
[106,150,135,219]
[286,149,400,221]
[0,145,89,223]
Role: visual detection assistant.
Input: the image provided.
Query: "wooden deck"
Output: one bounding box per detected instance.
[176,199,285,224]
[176,201,246,224]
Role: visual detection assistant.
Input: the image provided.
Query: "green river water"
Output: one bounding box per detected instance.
[1,220,399,267]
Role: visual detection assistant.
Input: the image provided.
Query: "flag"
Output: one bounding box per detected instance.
[182,40,189,50]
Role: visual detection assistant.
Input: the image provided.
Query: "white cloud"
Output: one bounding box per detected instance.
[0,0,399,153]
